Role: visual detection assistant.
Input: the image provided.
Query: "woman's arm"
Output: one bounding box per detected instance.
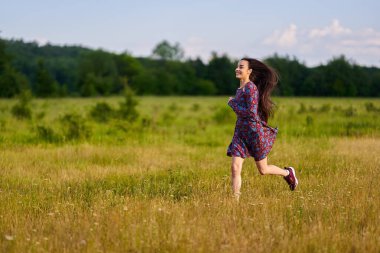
[228,82,260,119]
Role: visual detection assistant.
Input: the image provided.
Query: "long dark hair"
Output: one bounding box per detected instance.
[241,57,278,122]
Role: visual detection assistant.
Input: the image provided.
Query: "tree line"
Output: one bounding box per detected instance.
[1,37,379,98]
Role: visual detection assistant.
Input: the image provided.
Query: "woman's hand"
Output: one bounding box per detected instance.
[228,97,234,103]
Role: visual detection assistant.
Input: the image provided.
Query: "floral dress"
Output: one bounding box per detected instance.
[226,81,278,161]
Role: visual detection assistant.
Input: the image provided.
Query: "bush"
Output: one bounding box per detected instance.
[298,103,307,114]
[11,90,33,120]
[308,105,318,112]
[35,111,46,120]
[140,116,153,128]
[89,102,115,122]
[319,104,331,113]
[306,115,314,126]
[364,102,380,112]
[36,125,61,143]
[60,113,91,141]
[191,103,200,112]
[117,87,139,121]
[344,105,356,117]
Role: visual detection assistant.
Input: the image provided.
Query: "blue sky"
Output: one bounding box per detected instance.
[1,0,380,66]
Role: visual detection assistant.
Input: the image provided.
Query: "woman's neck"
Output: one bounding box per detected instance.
[239,78,250,88]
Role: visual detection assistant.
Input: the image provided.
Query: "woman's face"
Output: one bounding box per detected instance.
[235,60,252,80]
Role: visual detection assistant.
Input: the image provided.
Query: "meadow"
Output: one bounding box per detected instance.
[0,95,379,252]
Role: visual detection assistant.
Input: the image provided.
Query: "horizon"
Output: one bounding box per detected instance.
[3,36,377,69]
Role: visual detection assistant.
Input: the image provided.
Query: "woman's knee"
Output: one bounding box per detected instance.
[257,165,269,175]
[255,157,269,175]
[231,163,242,176]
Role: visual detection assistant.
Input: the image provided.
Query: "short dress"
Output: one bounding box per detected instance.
[226,81,278,161]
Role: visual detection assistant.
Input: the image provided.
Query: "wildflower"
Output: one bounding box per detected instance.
[5,235,14,241]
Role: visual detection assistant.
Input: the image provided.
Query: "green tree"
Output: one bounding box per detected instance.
[0,66,29,97]
[78,50,119,96]
[194,79,217,95]
[152,40,184,61]
[303,66,326,96]
[370,71,380,96]
[325,56,357,96]
[265,54,309,96]
[0,38,29,97]
[131,68,158,95]
[352,64,370,96]
[114,53,141,79]
[3,37,380,97]
[35,59,58,97]
[0,37,9,72]
[206,52,236,95]
[188,57,207,79]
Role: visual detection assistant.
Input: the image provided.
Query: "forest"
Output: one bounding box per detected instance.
[1,37,379,98]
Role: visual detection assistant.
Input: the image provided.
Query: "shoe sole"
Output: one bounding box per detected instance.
[288,167,298,190]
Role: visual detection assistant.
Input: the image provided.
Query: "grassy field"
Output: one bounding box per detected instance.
[0,95,379,252]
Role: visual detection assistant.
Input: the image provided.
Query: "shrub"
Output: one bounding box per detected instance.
[140,116,153,128]
[191,103,200,112]
[11,90,32,120]
[308,105,317,113]
[319,104,331,113]
[117,87,139,121]
[364,102,380,112]
[60,113,91,141]
[36,125,61,143]
[344,105,356,117]
[306,115,314,126]
[89,102,115,123]
[36,111,46,120]
[298,103,307,114]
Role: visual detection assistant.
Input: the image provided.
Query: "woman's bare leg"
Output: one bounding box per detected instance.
[231,156,245,197]
[255,157,288,176]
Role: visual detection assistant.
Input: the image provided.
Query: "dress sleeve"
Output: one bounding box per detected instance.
[228,82,260,120]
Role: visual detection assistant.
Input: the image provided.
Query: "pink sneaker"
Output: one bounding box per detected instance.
[283,167,298,191]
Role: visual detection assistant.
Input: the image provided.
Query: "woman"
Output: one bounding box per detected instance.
[227,58,298,201]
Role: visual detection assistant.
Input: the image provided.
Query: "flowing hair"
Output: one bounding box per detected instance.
[241,57,278,122]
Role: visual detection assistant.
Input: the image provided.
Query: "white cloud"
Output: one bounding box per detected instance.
[309,19,351,38]
[259,19,380,66]
[263,24,297,47]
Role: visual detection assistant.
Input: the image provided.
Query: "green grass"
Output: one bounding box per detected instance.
[0,96,379,252]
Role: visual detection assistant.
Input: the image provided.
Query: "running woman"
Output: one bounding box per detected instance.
[227,58,298,200]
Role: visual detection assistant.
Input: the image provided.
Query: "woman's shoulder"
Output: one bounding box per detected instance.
[248,81,258,88]
[243,81,258,92]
